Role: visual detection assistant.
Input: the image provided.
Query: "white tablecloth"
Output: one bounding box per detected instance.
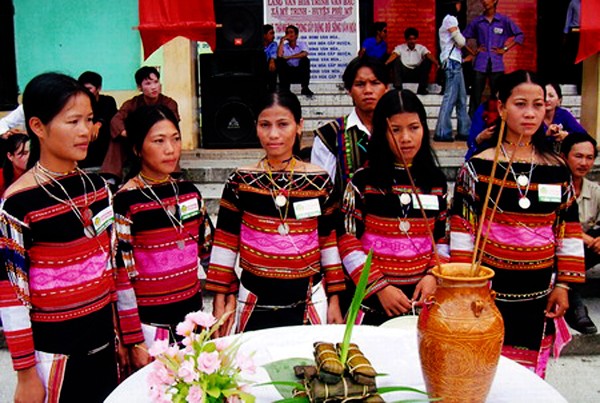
[105,324,567,402]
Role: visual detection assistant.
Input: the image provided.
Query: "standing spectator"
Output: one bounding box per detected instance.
[450,70,585,377]
[311,57,389,196]
[561,132,598,335]
[464,0,523,116]
[277,25,314,97]
[563,0,581,93]
[101,66,179,183]
[77,71,118,169]
[263,24,278,93]
[385,27,439,94]
[358,22,388,62]
[434,0,471,142]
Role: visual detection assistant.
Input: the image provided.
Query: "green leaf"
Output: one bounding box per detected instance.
[377,386,430,395]
[273,398,310,403]
[339,249,373,364]
[261,358,314,398]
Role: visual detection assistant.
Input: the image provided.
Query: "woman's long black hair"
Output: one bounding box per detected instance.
[368,89,445,191]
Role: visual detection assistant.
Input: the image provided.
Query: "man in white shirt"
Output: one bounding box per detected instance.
[385,27,439,95]
[311,57,388,196]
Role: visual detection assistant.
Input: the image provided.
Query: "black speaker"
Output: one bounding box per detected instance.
[215,0,263,51]
[200,53,265,148]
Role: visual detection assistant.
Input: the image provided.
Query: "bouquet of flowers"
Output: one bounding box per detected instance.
[147,311,256,403]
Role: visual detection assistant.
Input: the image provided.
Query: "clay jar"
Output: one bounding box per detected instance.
[417,263,504,403]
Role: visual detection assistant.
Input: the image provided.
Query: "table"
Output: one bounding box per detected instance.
[105,324,567,402]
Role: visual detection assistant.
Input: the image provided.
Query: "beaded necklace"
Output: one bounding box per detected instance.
[263,158,296,236]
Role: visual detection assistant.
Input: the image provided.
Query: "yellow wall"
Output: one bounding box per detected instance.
[582,54,600,140]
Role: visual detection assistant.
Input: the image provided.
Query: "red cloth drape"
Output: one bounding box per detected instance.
[138,0,216,59]
[576,0,600,63]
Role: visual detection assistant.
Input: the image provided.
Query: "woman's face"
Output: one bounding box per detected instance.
[386,112,424,165]
[31,92,93,168]
[7,141,30,174]
[566,141,596,179]
[140,119,181,179]
[498,82,545,139]
[256,104,302,162]
[545,84,562,112]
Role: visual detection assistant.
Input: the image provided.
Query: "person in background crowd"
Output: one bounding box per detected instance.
[113,105,213,350]
[263,24,278,93]
[434,0,471,143]
[562,0,581,94]
[464,94,498,160]
[338,89,447,325]
[0,105,25,138]
[560,132,598,335]
[464,0,524,116]
[0,72,147,403]
[206,91,345,336]
[277,25,314,97]
[0,133,29,195]
[385,27,439,95]
[77,71,118,170]
[101,66,179,183]
[359,22,388,63]
[450,70,585,378]
[311,57,389,196]
[543,82,585,144]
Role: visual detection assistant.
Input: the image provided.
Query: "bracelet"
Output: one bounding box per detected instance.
[555,283,571,291]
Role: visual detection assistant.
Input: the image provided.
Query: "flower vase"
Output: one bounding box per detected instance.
[417,263,504,403]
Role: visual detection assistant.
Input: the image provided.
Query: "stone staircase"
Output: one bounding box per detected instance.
[188,82,583,216]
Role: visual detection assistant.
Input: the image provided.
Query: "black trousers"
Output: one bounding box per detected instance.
[277,57,311,91]
[469,68,503,117]
[392,58,432,93]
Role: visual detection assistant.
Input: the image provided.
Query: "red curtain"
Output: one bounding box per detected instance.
[576,0,600,63]
[138,0,216,59]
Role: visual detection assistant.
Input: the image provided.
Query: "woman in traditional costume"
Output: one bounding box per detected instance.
[206,91,345,336]
[113,105,213,347]
[449,70,585,377]
[338,89,447,325]
[0,73,146,402]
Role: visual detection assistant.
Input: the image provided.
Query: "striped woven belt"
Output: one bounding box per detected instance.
[495,287,552,302]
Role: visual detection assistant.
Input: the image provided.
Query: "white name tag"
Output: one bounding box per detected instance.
[538,184,562,203]
[412,194,439,210]
[293,198,322,219]
[179,198,200,220]
[93,206,114,234]
[493,27,504,35]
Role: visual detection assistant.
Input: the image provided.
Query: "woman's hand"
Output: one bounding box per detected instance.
[326,294,344,324]
[15,367,45,403]
[129,342,152,370]
[476,125,495,145]
[412,275,437,306]
[546,286,569,319]
[116,339,131,378]
[546,124,568,141]
[213,293,237,337]
[376,286,412,316]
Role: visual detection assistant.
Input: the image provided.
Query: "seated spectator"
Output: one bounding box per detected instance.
[385,27,439,95]
[277,25,314,97]
[544,82,585,143]
[561,132,599,334]
[358,22,388,62]
[101,66,179,183]
[263,24,278,93]
[78,71,118,169]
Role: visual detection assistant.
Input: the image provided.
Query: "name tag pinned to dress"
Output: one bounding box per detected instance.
[179,198,200,220]
[538,184,562,203]
[93,205,114,234]
[412,194,439,210]
[493,27,504,35]
[294,198,322,219]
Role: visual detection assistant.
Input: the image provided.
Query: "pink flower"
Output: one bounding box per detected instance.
[197,351,221,374]
[235,352,256,375]
[176,319,196,337]
[149,361,175,385]
[186,311,217,329]
[187,386,204,403]
[226,395,242,403]
[214,338,231,351]
[148,338,170,357]
[178,359,199,383]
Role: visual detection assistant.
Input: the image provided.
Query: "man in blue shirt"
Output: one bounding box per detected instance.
[263,24,278,93]
[464,0,523,116]
[358,22,388,62]
[277,25,314,97]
